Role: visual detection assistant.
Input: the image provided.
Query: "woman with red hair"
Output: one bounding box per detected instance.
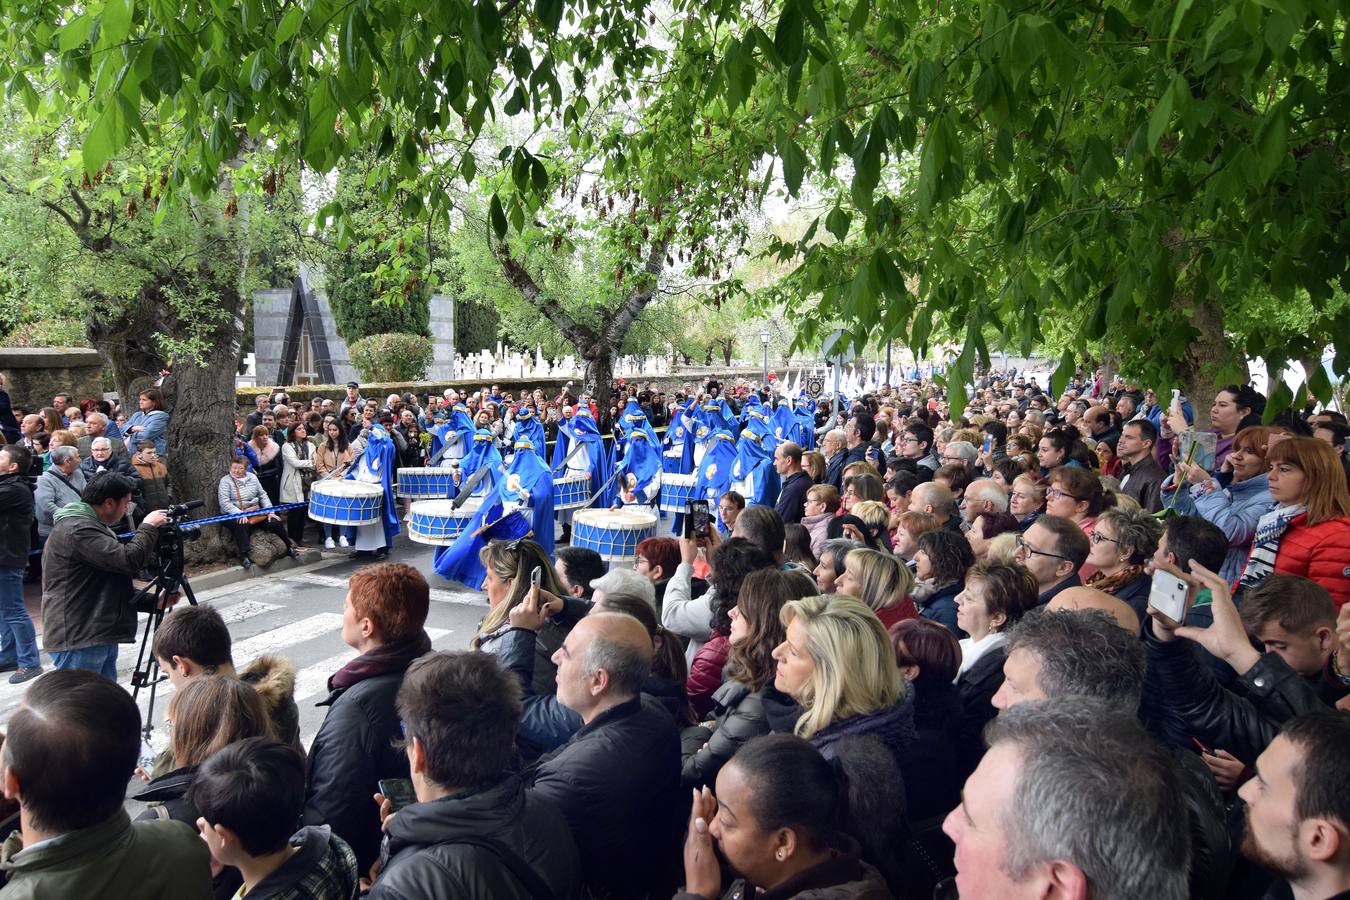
[1239,437,1350,605]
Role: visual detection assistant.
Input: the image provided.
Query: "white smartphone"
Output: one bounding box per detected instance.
[1149,569,1190,625]
[530,566,541,587]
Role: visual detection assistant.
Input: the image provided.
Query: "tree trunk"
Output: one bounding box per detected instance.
[721,340,733,367]
[1178,293,1233,432]
[583,349,616,424]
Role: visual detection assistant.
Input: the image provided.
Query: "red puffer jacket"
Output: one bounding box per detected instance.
[1274,514,1350,607]
[686,632,731,720]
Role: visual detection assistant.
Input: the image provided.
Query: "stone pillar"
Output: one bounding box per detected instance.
[428,294,456,380]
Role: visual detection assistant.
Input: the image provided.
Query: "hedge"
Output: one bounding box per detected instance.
[348,332,434,383]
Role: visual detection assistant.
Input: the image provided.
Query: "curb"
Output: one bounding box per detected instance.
[185,548,329,593]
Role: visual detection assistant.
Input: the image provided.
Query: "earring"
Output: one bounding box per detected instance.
[776,850,785,861]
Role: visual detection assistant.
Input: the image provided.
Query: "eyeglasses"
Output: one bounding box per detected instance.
[1090,531,1121,546]
[1013,534,1074,562]
[1046,487,1085,502]
[899,436,919,445]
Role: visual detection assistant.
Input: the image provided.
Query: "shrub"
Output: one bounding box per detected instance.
[348,333,434,383]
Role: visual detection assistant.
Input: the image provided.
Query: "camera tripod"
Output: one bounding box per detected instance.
[128,523,201,746]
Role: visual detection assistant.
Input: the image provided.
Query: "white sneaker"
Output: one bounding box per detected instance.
[338,535,350,548]
[324,537,336,549]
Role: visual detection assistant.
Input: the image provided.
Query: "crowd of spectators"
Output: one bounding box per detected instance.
[0,369,1349,899]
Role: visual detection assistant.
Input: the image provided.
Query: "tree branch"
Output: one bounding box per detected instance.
[496,246,597,348]
[603,237,669,346]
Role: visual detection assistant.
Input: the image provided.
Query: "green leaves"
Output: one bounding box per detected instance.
[777,132,807,195]
[774,0,806,67]
[83,94,135,173]
[1256,106,1288,184]
[98,0,135,48]
[275,7,303,46]
[489,194,507,239]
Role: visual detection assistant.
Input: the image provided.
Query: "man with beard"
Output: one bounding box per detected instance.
[1237,711,1350,900]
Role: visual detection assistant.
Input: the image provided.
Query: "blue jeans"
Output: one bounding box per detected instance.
[50,644,118,680]
[0,567,40,670]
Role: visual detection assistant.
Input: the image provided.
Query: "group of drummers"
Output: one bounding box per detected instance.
[300,383,819,591]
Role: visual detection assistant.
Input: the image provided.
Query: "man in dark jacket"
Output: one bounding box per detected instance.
[0,446,42,683]
[368,651,580,899]
[1117,419,1165,513]
[40,473,167,679]
[821,429,848,491]
[772,441,812,524]
[303,563,432,874]
[525,613,682,900]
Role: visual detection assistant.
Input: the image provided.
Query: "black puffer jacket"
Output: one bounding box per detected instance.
[0,472,33,569]
[903,677,964,824]
[526,695,682,900]
[368,774,580,900]
[681,681,800,789]
[303,669,411,872]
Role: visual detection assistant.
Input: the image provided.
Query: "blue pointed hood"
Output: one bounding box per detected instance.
[615,429,661,503]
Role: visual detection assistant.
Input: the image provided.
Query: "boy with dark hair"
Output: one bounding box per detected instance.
[1239,575,1339,695]
[189,737,358,900]
[148,605,302,774]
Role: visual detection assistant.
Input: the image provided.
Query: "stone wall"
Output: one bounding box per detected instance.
[0,348,106,411]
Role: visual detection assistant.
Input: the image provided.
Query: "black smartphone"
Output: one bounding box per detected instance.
[687,500,711,539]
[378,778,416,813]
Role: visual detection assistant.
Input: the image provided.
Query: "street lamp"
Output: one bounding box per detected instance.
[759,329,771,388]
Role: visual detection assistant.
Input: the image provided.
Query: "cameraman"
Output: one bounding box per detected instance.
[40,473,169,680]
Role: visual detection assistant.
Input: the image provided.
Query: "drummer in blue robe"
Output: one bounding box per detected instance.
[430,404,475,465]
[455,428,505,498]
[509,406,547,461]
[791,394,817,450]
[434,439,555,589]
[612,428,662,509]
[617,399,660,449]
[697,395,736,434]
[731,426,781,508]
[738,392,767,429]
[662,397,698,474]
[551,406,615,539]
[346,424,400,555]
[694,428,738,516]
[771,401,799,448]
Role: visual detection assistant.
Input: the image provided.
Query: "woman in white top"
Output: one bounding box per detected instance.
[953,559,1038,679]
[280,421,317,547]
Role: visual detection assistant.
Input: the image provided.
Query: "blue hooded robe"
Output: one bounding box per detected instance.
[459,429,505,497]
[663,398,698,474]
[430,404,475,464]
[697,397,736,434]
[434,439,555,589]
[694,429,738,508]
[509,407,547,461]
[551,408,615,509]
[731,427,781,508]
[613,429,662,507]
[792,395,817,450]
[345,424,400,548]
[771,402,799,447]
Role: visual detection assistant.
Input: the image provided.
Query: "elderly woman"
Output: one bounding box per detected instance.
[1083,506,1163,623]
[800,484,840,556]
[1008,472,1047,532]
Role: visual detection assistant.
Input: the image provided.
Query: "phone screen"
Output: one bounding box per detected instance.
[378,778,417,813]
[1149,569,1190,624]
[982,435,993,453]
[687,500,711,539]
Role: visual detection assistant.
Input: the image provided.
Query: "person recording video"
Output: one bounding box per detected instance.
[40,472,171,680]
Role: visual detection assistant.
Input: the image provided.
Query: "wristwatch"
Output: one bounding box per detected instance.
[1332,652,1350,688]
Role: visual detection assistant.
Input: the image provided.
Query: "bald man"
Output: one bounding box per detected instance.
[1048,586,1141,634]
[527,613,681,899]
[911,480,960,530]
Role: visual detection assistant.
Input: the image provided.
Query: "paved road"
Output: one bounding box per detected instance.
[0,538,488,753]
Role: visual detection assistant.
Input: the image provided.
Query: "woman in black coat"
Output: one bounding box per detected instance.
[889,619,965,825]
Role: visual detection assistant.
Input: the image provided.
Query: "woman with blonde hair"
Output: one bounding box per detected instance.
[473,538,576,694]
[1240,437,1350,605]
[836,548,917,629]
[801,450,827,483]
[133,675,271,826]
[1009,472,1047,531]
[850,499,894,551]
[771,596,913,768]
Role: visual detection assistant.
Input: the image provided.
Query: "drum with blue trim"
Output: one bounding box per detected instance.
[571,508,658,563]
[407,498,483,545]
[662,447,685,473]
[659,473,699,515]
[554,473,592,511]
[308,480,383,525]
[396,466,457,499]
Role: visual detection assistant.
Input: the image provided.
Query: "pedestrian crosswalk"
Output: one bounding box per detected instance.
[0,559,481,748]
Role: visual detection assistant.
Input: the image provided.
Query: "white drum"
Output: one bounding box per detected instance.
[658,472,699,514]
[396,466,458,499]
[407,498,483,545]
[571,508,658,563]
[309,480,383,525]
[554,472,593,510]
